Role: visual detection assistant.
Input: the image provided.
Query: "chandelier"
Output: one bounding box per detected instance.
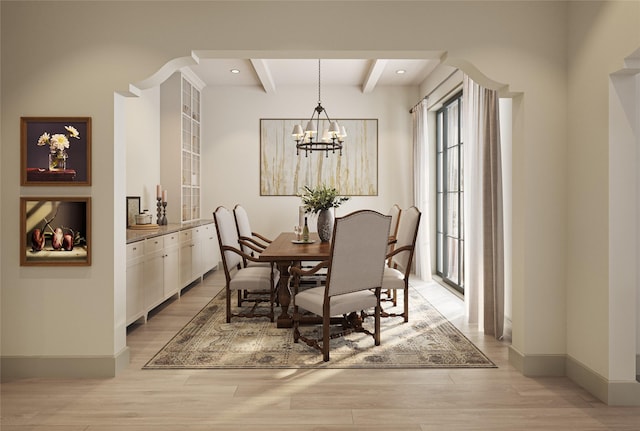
[292,59,347,157]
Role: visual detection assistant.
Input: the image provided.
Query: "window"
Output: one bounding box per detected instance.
[436,91,464,293]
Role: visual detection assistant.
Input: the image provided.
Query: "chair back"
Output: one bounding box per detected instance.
[213,206,242,271]
[233,204,253,256]
[389,206,421,274]
[326,210,391,297]
[388,204,402,238]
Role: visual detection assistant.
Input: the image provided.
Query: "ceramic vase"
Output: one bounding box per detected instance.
[317,209,334,242]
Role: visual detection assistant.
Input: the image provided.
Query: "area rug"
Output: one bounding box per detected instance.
[143,287,496,369]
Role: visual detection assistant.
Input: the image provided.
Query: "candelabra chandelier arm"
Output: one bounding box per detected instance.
[292,59,347,157]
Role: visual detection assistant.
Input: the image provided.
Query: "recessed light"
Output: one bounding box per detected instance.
[230,69,240,74]
[396,69,406,74]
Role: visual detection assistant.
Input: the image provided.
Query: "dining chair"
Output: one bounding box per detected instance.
[381,206,421,322]
[213,206,279,323]
[233,204,273,267]
[385,204,402,304]
[291,210,391,362]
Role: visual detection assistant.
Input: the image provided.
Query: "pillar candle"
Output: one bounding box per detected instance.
[156,184,161,199]
[162,190,167,203]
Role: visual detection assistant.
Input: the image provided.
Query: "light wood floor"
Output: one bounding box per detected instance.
[3,270,640,430]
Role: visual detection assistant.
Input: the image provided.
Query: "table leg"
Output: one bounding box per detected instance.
[276,260,293,328]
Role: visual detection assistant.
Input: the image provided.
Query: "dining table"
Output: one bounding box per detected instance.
[258,231,331,328]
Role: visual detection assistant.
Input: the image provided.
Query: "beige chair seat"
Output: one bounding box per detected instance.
[295,286,378,317]
[382,267,405,290]
[229,266,279,292]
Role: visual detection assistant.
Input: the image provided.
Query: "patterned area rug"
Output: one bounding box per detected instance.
[143,287,496,369]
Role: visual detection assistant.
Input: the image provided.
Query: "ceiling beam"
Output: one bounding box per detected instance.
[362,59,388,93]
[250,59,276,94]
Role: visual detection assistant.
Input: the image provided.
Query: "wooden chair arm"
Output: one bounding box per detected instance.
[252,232,273,244]
[385,244,413,260]
[221,244,264,263]
[238,237,267,253]
[290,260,330,277]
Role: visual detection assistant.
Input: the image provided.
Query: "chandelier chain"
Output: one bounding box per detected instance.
[317,59,321,103]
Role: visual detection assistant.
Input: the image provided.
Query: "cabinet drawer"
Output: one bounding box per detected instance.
[164,232,180,248]
[180,229,193,243]
[127,241,144,260]
[145,237,164,254]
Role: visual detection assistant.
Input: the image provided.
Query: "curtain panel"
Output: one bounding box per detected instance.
[463,76,505,340]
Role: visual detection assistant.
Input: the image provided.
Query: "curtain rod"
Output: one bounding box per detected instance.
[409,69,460,113]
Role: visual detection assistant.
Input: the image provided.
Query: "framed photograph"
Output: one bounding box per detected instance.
[126,196,141,228]
[20,197,91,266]
[20,117,92,186]
[260,118,378,196]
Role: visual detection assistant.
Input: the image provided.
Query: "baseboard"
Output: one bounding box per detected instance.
[508,346,565,376]
[509,347,640,406]
[1,346,130,381]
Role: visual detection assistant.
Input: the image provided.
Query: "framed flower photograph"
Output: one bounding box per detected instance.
[20,117,92,186]
[20,197,91,266]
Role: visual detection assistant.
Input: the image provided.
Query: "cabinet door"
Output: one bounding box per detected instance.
[143,251,164,310]
[179,229,194,286]
[192,227,203,279]
[164,244,180,298]
[202,223,219,272]
[126,242,145,325]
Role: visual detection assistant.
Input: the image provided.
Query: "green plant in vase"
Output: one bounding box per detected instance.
[299,184,349,242]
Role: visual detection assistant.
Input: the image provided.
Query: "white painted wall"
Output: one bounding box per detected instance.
[125,87,161,213]
[201,85,416,236]
[500,99,513,327]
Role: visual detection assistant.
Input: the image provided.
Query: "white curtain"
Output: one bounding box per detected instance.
[463,76,505,339]
[412,98,432,281]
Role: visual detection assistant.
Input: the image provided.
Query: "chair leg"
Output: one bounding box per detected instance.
[375,304,381,346]
[404,284,409,322]
[226,287,231,323]
[323,313,330,362]
[293,304,300,343]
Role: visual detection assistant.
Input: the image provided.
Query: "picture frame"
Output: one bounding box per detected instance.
[20,197,91,266]
[20,117,92,186]
[126,196,141,228]
[260,118,378,196]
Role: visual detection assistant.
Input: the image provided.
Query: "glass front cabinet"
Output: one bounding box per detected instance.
[161,71,204,224]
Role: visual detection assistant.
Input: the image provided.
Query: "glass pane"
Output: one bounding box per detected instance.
[460,143,464,192]
[182,152,191,185]
[436,112,443,152]
[437,193,443,232]
[192,89,200,121]
[191,188,200,220]
[182,186,191,222]
[436,233,443,274]
[446,192,458,238]
[182,116,191,151]
[445,237,459,285]
[191,154,200,186]
[446,101,459,148]
[192,122,200,154]
[447,146,459,192]
[182,79,191,117]
[437,153,443,192]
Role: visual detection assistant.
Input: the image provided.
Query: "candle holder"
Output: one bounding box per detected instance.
[156,197,163,224]
[160,201,168,225]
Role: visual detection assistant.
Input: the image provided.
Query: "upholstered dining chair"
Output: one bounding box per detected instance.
[213,206,279,323]
[385,204,402,304]
[233,204,273,267]
[291,210,391,362]
[381,206,421,322]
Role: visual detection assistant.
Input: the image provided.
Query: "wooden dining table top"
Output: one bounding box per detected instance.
[258,232,331,262]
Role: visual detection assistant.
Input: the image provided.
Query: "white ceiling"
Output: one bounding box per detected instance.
[187,58,439,93]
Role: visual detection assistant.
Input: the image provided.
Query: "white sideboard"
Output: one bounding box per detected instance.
[126,220,219,326]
